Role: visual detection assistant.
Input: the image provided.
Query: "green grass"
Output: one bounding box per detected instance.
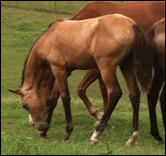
[1,2,165,155]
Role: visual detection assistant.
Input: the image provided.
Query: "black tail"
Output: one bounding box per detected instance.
[133,24,153,93]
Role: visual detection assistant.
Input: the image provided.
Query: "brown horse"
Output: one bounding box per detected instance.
[26,1,165,139]
[9,14,152,144]
[71,1,165,32]
[146,18,165,144]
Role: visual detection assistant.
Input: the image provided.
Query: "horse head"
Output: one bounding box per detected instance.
[9,65,55,137]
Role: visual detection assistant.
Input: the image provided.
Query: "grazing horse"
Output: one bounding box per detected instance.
[146,18,165,144]
[26,1,165,136]
[9,14,152,144]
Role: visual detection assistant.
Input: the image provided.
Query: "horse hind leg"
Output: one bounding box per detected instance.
[148,68,164,144]
[94,76,121,128]
[90,65,122,145]
[98,74,108,112]
[160,84,165,130]
[120,55,140,146]
[77,69,102,121]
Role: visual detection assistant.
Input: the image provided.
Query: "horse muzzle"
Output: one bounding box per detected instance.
[35,122,50,132]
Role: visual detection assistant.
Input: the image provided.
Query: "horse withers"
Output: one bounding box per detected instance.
[146,18,165,144]
[9,14,152,144]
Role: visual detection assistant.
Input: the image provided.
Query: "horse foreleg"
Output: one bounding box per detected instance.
[50,66,73,143]
[38,81,60,138]
[77,69,101,121]
[148,69,164,144]
[47,80,60,125]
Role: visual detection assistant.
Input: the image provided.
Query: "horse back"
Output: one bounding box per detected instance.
[71,1,165,32]
[38,15,136,70]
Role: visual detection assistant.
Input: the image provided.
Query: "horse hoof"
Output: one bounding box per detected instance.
[63,139,70,144]
[125,131,139,147]
[153,137,164,145]
[90,139,99,145]
[151,134,164,145]
[39,131,47,138]
[155,140,164,145]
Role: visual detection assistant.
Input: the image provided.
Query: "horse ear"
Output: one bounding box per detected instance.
[8,89,21,95]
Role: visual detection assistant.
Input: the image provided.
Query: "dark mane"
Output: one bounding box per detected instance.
[21,19,64,86]
[21,54,30,86]
[21,23,54,86]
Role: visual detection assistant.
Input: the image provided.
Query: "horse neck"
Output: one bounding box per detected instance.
[22,49,43,91]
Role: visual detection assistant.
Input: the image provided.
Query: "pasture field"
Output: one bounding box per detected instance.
[1,1,165,155]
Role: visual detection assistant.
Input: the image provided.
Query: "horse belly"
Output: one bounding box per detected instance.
[67,52,97,70]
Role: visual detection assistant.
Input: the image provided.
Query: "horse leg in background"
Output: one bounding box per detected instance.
[95,74,122,129]
[47,80,60,125]
[148,68,164,144]
[120,56,141,146]
[90,65,122,145]
[50,66,73,143]
[77,69,102,121]
[38,80,60,138]
[160,84,165,130]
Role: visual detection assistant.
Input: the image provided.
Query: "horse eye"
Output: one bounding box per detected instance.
[23,104,29,111]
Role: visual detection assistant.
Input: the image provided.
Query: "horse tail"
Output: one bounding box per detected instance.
[133,24,153,93]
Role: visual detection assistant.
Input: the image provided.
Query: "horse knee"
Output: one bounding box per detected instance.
[77,87,86,98]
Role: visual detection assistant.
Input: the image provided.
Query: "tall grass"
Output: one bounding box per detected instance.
[1,2,165,155]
